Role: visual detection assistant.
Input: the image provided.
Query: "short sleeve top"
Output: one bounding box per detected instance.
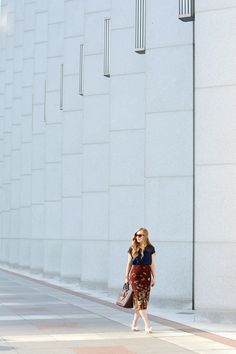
[128,245,155,265]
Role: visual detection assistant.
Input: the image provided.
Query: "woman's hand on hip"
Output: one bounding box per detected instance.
[151,278,156,287]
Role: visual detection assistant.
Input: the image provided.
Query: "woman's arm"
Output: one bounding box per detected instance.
[151,254,156,287]
[124,253,132,283]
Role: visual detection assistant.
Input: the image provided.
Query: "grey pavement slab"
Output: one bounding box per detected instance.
[0,268,235,354]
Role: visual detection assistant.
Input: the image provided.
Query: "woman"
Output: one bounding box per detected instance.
[124,227,156,333]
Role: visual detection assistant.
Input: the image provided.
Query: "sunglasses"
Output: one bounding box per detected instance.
[135,233,144,238]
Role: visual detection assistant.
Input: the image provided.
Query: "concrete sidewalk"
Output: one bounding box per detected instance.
[0,269,235,354]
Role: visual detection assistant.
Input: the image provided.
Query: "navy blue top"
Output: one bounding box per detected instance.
[128,245,155,265]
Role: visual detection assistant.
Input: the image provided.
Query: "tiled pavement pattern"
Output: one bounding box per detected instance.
[0,269,235,354]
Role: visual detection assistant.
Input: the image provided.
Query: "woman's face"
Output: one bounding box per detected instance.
[135,231,145,244]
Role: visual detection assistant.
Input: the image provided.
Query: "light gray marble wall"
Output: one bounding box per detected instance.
[195,0,236,310]
[0,0,193,306]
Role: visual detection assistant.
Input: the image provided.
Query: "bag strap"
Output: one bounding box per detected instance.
[123,282,129,290]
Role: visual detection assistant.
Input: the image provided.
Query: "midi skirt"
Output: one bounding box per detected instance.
[130,265,151,310]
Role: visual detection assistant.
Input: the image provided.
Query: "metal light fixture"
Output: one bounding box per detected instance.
[178,0,194,22]
[44,80,47,122]
[104,18,110,77]
[79,44,84,95]
[135,0,146,53]
[59,63,64,110]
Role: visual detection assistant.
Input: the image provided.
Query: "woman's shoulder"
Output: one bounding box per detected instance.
[128,246,133,255]
[145,244,155,254]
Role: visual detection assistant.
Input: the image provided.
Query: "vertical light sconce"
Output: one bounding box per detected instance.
[104,18,110,77]
[135,0,146,53]
[44,79,47,122]
[178,0,194,22]
[59,63,64,110]
[79,44,84,95]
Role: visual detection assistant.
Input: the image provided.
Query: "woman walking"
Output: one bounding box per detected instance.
[124,227,156,333]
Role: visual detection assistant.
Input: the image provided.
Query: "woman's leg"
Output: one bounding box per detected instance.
[139,309,150,329]
[132,309,140,327]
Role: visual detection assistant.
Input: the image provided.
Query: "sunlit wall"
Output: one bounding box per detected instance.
[0,0,193,308]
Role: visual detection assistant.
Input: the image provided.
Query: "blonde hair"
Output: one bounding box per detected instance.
[131,227,152,259]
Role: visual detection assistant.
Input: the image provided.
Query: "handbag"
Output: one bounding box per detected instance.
[116,282,133,308]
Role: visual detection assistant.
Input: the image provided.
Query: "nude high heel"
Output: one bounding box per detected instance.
[131,324,139,331]
[145,326,152,333]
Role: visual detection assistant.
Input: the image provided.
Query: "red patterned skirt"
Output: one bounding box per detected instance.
[130,265,151,310]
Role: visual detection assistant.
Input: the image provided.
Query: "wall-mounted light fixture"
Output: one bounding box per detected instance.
[104,18,110,77]
[79,44,84,95]
[44,79,47,122]
[178,0,194,22]
[59,63,64,110]
[0,1,8,32]
[135,0,146,53]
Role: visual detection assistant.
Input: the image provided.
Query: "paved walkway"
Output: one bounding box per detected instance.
[0,269,235,354]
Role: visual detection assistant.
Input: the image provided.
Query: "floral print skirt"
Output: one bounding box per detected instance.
[130,265,151,310]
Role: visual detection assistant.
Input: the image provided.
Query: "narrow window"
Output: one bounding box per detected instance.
[178,0,194,22]
[104,18,110,77]
[79,44,84,95]
[135,0,146,53]
[59,63,64,110]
